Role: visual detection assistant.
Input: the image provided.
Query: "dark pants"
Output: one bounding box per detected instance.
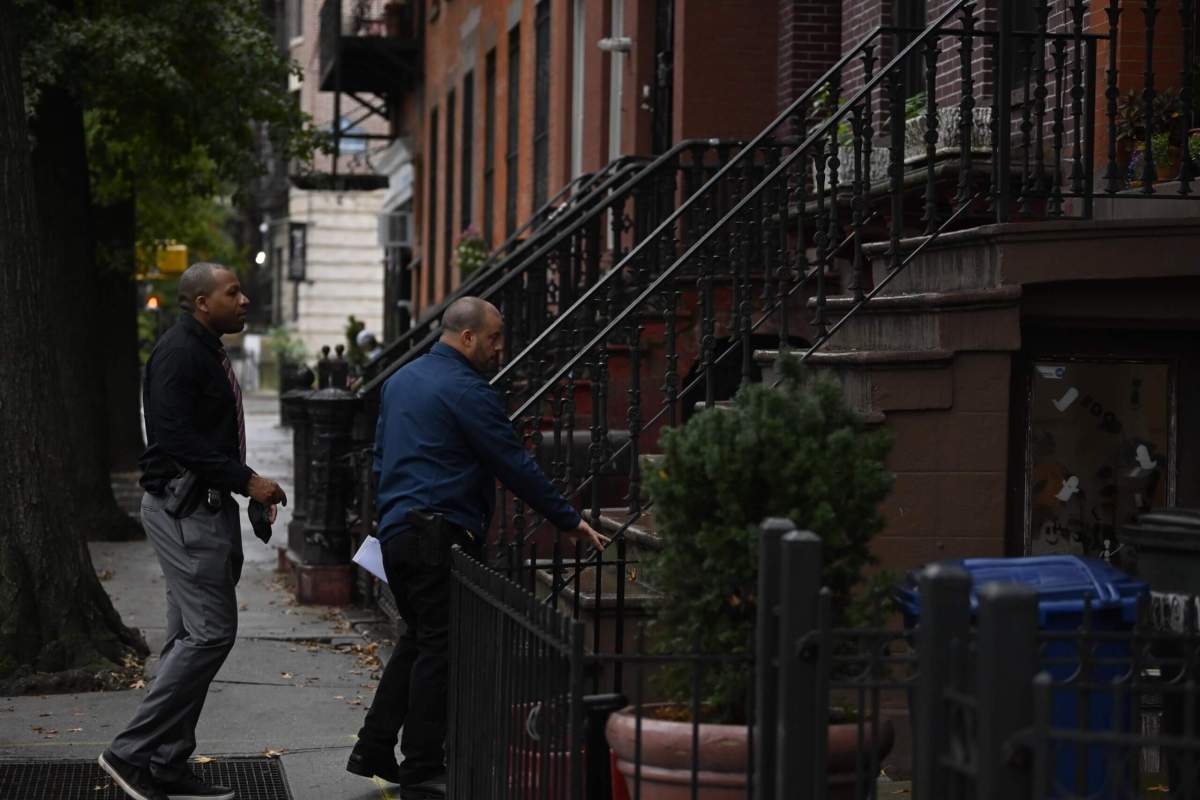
[357,532,480,784]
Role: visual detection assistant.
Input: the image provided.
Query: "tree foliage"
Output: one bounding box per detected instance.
[644,355,895,723]
[18,0,327,264]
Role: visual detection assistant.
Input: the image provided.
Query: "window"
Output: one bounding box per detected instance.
[287,222,307,281]
[461,71,475,231]
[445,89,456,295]
[427,106,439,305]
[1027,360,1171,556]
[533,1,552,210]
[287,0,303,39]
[506,26,521,236]
[484,51,497,247]
[894,0,926,99]
[608,0,624,162]
[570,0,586,178]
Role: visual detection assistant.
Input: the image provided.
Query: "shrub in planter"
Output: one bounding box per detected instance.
[608,356,895,797]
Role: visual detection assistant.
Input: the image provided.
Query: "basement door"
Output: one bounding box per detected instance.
[1024,358,1175,557]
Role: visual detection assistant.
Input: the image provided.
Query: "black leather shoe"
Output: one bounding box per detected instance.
[346,745,403,784]
[98,751,169,800]
[156,768,234,800]
[400,772,447,800]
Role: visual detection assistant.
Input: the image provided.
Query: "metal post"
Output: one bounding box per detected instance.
[914,564,972,800]
[754,518,795,799]
[995,0,1015,222]
[775,529,823,799]
[977,582,1039,800]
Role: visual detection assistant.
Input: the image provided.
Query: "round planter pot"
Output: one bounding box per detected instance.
[606,705,895,800]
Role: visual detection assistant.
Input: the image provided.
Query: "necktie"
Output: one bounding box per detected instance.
[220,351,247,464]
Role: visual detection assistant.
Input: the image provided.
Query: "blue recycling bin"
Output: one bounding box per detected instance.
[895,556,1147,798]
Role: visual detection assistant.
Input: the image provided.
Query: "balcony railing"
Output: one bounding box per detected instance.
[319,0,420,95]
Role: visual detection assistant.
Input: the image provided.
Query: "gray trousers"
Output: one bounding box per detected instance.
[109,490,243,781]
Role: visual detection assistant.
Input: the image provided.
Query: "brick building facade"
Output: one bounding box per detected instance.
[409,0,781,312]
[314,0,1198,573]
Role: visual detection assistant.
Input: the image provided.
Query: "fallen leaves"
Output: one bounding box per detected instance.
[97,569,114,581]
[262,747,285,758]
[193,756,214,764]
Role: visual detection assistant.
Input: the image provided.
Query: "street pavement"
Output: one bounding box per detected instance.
[0,393,399,800]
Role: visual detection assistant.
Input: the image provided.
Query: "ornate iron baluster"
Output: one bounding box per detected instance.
[626,321,642,516]
[1049,38,1068,217]
[957,4,978,209]
[850,105,868,304]
[698,160,717,410]
[887,70,905,292]
[1178,0,1196,194]
[738,159,755,386]
[1033,0,1050,206]
[1019,23,1036,216]
[662,286,679,429]
[922,37,941,233]
[1102,0,1123,193]
[1069,0,1088,196]
[812,138,830,340]
[1141,0,1160,191]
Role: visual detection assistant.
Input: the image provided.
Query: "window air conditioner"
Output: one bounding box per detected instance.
[379,211,413,248]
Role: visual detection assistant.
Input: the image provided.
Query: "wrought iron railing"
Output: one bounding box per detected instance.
[451,518,1200,799]
[485,0,1200,628]
[358,161,630,392]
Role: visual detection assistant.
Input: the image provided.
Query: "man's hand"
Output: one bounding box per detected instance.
[565,519,611,552]
[247,474,287,506]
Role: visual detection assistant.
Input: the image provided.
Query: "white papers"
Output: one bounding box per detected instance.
[352,536,388,584]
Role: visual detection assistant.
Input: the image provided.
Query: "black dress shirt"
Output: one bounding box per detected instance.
[139,315,254,494]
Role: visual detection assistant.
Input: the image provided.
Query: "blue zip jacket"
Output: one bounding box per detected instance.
[373,342,582,542]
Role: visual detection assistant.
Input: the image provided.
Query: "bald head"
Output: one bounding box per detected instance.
[178,262,226,314]
[441,297,499,334]
[439,297,504,374]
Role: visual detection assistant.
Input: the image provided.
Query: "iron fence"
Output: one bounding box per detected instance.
[450,518,1200,799]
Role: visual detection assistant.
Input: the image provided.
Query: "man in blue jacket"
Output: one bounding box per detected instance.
[347,296,607,797]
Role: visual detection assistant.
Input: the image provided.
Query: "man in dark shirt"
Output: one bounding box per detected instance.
[100,263,286,800]
[347,297,607,797]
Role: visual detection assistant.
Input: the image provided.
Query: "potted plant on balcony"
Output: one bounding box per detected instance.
[454,225,488,280]
[606,354,896,799]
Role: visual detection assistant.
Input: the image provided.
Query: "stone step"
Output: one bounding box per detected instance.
[804,286,1021,352]
[755,346,953,420]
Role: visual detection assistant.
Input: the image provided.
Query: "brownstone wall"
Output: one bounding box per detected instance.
[673,0,781,140]
[777,0,842,111]
[413,0,785,311]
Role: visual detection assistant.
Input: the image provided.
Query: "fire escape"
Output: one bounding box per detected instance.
[318,0,420,181]
[318,0,422,336]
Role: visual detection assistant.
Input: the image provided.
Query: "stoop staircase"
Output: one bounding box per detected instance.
[350,0,1199,669]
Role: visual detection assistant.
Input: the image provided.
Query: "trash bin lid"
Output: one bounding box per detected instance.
[1121,508,1200,552]
[896,555,1146,625]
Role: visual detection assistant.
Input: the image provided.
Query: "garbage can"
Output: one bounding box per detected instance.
[896,555,1147,798]
[1120,509,1200,793]
[1120,508,1200,599]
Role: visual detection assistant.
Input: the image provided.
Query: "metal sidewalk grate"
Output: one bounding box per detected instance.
[0,757,293,800]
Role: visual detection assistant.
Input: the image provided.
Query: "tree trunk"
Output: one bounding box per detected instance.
[29,78,142,541]
[95,197,147,474]
[0,0,146,683]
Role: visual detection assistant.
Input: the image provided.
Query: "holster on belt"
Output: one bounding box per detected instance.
[163,469,203,519]
[405,509,475,567]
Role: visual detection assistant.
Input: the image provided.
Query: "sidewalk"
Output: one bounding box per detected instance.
[0,393,398,800]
